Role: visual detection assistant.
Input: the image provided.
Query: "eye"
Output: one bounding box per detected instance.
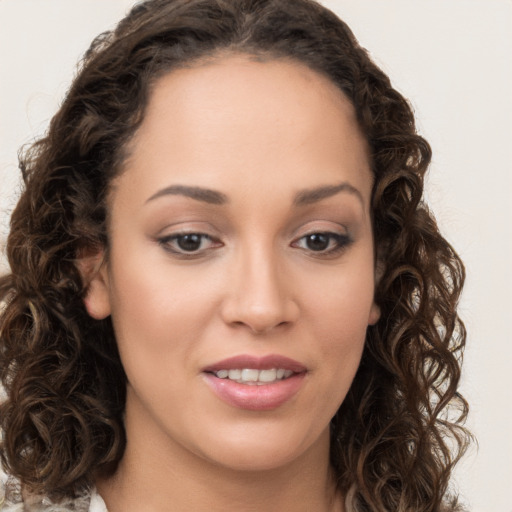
[292,232,351,255]
[158,233,221,255]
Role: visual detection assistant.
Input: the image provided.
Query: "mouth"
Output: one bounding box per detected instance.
[202,354,307,411]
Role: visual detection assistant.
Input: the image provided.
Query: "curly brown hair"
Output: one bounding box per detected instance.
[0,0,470,509]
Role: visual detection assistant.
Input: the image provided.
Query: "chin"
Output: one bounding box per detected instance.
[195,423,330,473]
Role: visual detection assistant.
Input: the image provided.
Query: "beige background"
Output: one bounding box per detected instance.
[1,1,511,510]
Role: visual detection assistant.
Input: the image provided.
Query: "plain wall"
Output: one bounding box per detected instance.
[1,1,511,510]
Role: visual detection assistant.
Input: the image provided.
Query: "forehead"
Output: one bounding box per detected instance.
[118,55,372,207]
[139,55,363,148]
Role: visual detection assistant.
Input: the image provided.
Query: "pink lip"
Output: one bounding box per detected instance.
[202,354,307,411]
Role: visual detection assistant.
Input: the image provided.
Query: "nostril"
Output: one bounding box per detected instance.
[227,317,291,335]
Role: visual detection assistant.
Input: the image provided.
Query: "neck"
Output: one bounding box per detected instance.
[96,392,344,512]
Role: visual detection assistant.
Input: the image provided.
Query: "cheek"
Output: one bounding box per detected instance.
[106,257,210,367]
[313,298,368,372]
[294,277,371,432]
[301,262,374,372]
[305,260,376,327]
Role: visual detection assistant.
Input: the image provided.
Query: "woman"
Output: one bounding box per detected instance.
[0,0,470,510]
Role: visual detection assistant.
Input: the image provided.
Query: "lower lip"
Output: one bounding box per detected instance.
[203,373,305,411]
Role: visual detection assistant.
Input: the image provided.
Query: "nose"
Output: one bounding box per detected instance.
[220,246,299,334]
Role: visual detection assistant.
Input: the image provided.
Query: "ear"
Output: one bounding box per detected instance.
[368,250,385,326]
[78,251,111,320]
[368,301,381,326]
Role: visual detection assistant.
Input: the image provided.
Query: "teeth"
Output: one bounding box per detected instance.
[259,369,277,382]
[213,368,295,384]
[241,369,258,382]
[228,369,242,380]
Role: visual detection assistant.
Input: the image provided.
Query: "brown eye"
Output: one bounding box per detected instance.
[304,233,330,251]
[176,234,204,252]
[158,233,221,255]
[293,232,352,255]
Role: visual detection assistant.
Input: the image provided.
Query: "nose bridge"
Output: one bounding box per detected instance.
[222,237,297,333]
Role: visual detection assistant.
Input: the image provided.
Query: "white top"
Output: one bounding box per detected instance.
[89,489,108,512]
[0,469,109,511]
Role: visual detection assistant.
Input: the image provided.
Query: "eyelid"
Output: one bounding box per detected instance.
[290,219,349,239]
[289,220,353,257]
[157,231,223,257]
[292,231,352,253]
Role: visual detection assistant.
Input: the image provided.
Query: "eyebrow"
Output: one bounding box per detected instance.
[145,184,228,205]
[293,182,364,207]
[145,181,363,207]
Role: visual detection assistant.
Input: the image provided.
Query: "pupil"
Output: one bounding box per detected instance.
[178,234,202,251]
[307,233,329,251]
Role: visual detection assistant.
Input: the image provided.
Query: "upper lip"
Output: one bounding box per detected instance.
[202,354,307,373]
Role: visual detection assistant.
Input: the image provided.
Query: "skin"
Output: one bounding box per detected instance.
[85,55,380,512]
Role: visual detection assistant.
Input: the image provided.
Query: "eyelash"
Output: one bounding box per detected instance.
[291,232,352,256]
[157,231,352,257]
[158,233,221,257]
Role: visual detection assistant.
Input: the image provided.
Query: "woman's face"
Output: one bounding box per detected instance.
[86,55,380,472]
